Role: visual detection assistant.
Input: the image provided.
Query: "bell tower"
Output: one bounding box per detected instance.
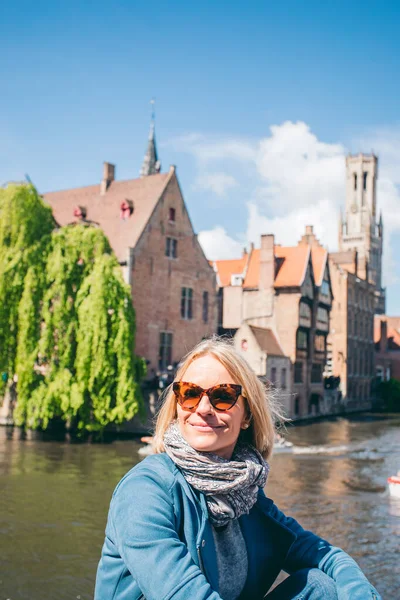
[339,153,385,313]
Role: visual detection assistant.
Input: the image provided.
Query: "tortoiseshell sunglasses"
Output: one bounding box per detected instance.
[173,381,243,412]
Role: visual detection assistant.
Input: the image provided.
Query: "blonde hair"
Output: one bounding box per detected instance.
[153,336,286,459]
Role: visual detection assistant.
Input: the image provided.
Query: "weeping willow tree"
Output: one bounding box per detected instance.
[0,183,145,433]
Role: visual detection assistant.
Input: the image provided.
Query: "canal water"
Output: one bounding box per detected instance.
[0,414,399,599]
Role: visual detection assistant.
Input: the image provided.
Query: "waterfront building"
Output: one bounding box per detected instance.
[338,153,385,313]
[43,119,217,378]
[233,323,292,417]
[374,316,400,381]
[213,228,332,419]
[327,250,376,410]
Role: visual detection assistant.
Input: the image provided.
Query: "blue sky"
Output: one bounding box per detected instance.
[1,1,400,313]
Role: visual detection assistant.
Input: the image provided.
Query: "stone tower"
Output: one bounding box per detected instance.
[339,153,385,313]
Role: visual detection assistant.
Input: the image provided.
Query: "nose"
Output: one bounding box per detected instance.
[196,394,214,415]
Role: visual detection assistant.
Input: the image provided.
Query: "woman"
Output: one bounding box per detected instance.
[95,338,381,600]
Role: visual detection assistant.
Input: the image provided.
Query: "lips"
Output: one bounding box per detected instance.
[188,422,222,432]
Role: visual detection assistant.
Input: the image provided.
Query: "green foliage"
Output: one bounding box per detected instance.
[377,378,400,412]
[0,184,144,433]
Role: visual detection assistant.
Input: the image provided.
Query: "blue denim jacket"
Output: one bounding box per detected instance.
[95,453,381,600]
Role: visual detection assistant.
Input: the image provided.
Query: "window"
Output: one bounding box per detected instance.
[311,364,322,383]
[314,334,326,353]
[294,395,300,416]
[321,279,329,296]
[363,172,367,191]
[299,301,312,327]
[354,173,357,190]
[296,329,309,352]
[281,368,287,389]
[294,362,303,383]
[202,291,209,323]
[169,207,176,222]
[181,287,193,319]
[166,237,178,258]
[317,307,329,324]
[270,367,277,384]
[159,332,173,370]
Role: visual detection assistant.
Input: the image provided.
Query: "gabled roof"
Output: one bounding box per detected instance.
[310,246,328,286]
[43,171,171,262]
[249,325,286,357]
[214,244,311,290]
[274,245,310,288]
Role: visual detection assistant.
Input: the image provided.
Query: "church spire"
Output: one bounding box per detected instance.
[140,99,161,177]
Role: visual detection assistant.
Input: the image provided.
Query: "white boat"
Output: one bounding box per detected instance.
[388,473,400,498]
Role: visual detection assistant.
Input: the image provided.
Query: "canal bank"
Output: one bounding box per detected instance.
[0,414,399,599]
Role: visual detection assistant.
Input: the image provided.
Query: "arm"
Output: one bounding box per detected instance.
[109,466,221,600]
[268,503,381,600]
[318,547,381,600]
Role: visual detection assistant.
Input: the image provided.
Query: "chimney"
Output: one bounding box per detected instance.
[305,225,313,235]
[259,234,275,290]
[380,320,388,352]
[101,162,115,195]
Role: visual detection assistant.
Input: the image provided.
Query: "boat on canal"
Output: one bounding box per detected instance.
[388,472,400,498]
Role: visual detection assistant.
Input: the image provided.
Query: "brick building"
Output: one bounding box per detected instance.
[374,316,400,381]
[44,121,217,378]
[213,228,332,418]
[328,251,376,409]
[233,323,292,417]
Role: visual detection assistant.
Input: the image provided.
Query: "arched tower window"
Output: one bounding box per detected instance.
[363,172,368,190]
[354,173,357,190]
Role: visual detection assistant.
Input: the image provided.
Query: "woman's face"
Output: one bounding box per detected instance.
[176,354,248,459]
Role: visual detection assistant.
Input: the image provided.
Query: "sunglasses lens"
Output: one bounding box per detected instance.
[175,383,202,410]
[209,386,238,411]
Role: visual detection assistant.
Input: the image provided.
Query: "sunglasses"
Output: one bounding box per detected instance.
[173,381,243,412]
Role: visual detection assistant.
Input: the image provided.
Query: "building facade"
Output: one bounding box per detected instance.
[44,123,217,378]
[339,153,385,313]
[328,251,376,410]
[233,323,292,417]
[374,316,400,382]
[213,228,333,419]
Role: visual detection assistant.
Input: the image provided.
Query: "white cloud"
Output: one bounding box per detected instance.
[194,172,238,197]
[174,121,400,292]
[198,226,244,260]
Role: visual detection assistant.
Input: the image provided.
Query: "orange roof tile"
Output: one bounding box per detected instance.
[243,249,260,289]
[274,245,310,288]
[43,172,171,262]
[213,257,248,287]
[310,246,327,286]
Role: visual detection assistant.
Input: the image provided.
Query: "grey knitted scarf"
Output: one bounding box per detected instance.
[163,422,269,526]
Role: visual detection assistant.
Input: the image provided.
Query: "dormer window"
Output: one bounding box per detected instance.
[120,199,133,220]
[73,206,87,220]
[169,207,176,223]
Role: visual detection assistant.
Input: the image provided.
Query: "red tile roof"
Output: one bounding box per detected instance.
[274,245,310,288]
[43,172,171,262]
[214,244,311,290]
[213,256,248,287]
[310,246,327,286]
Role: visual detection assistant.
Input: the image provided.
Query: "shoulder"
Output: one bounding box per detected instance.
[113,453,179,497]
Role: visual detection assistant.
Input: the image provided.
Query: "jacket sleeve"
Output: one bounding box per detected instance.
[268,503,381,600]
[108,466,222,600]
[318,547,382,600]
